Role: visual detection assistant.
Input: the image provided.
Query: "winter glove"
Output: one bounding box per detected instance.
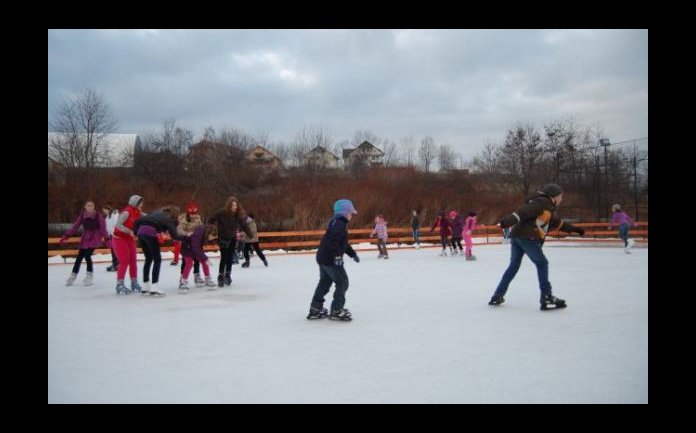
[352,255,360,263]
[334,256,344,266]
[59,236,68,245]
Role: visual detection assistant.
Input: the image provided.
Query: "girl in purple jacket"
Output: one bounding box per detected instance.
[60,200,108,286]
[609,204,636,253]
[179,222,217,292]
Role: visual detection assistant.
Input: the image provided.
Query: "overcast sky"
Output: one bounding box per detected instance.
[48,29,648,161]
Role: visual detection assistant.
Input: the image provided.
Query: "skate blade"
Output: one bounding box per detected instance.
[540,303,567,310]
[328,316,352,321]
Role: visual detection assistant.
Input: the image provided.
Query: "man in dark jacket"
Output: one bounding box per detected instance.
[307,199,360,321]
[489,183,585,310]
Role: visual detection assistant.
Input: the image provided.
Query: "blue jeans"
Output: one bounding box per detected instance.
[619,223,630,247]
[494,237,551,298]
[311,265,349,311]
[412,228,420,245]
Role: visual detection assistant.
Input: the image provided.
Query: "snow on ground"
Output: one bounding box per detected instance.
[48,244,648,403]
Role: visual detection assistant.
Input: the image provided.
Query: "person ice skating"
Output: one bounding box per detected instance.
[178,222,218,293]
[370,215,389,259]
[208,196,253,287]
[176,202,204,285]
[307,199,360,321]
[241,213,268,268]
[102,205,120,272]
[410,210,421,249]
[463,210,478,260]
[112,195,144,294]
[134,205,191,297]
[430,210,452,256]
[489,183,585,310]
[60,201,108,287]
[609,204,636,254]
[449,210,465,256]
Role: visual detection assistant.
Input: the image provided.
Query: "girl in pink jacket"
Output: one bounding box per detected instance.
[463,210,478,260]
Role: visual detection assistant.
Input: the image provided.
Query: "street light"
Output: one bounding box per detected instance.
[600,138,611,221]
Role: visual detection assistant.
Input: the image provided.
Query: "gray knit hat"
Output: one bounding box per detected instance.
[128,194,143,207]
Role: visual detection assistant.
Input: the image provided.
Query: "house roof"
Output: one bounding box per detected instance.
[305,146,339,160]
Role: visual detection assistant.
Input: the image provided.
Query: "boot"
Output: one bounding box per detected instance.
[83,271,94,286]
[130,279,142,293]
[115,279,130,295]
[66,272,78,286]
[178,278,189,294]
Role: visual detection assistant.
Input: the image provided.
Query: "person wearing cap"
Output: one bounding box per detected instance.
[489,183,585,310]
[608,204,636,253]
[176,202,206,286]
[170,203,198,267]
[449,210,465,256]
[112,194,145,294]
[307,199,360,321]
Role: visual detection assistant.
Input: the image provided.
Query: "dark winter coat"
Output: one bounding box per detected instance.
[450,215,464,239]
[134,211,189,241]
[500,192,581,241]
[430,216,451,237]
[316,215,357,266]
[208,209,253,240]
[181,225,208,263]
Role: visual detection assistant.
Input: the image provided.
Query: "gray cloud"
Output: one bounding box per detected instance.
[48,29,648,161]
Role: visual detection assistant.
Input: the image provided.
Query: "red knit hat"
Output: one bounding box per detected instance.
[186,201,199,214]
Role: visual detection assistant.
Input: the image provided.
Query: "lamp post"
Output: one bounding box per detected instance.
[599,138,611,221]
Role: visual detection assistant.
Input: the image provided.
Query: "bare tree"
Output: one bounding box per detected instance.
[143,118,193,157]
[202,126,217,142]
[49,88,118,168]
[352,129,380,146]
[472,142,500,176]
[438,143,457,172]
[543,117,578,182]
[418,136,437,173]
[382,139,399,167]
[268,140,291,166]
[400,135,417,168]
[254,130,271,148]
[497,124,544,195]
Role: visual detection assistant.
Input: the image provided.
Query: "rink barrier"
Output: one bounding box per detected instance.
[48,222,648,263]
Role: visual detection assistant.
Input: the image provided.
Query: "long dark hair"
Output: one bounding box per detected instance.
[223,196,246,219]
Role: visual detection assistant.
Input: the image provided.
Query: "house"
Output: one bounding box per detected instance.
[246,145,283,170]
[342,141,384,168]
[47,132,142,168]
[303,146,339,168]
